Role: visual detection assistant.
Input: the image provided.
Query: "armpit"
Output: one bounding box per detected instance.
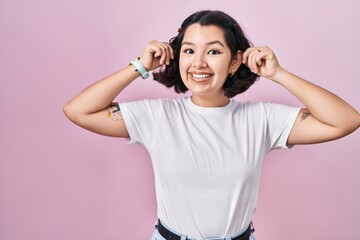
[300,111,311,121]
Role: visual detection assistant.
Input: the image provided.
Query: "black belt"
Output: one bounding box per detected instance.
[157,220,252,240]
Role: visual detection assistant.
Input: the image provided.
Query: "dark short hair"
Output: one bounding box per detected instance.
[153,10,259,98]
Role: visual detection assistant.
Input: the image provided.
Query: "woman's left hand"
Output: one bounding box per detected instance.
[242,46,282,80]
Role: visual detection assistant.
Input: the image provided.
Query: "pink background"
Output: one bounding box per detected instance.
[1,0,359,239]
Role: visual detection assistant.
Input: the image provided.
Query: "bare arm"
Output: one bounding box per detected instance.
[63,66,138,137]
[273,69,359,144]
[243,46,360,145]
[63,40,174,137]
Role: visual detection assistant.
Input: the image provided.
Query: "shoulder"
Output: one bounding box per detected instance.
[233,100,298,113]
[232,100,267,113]
[142,97,186,111]
[120,97,187,112]
[231,100,300,120]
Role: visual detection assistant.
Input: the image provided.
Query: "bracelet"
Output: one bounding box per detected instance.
[130,58,150,79]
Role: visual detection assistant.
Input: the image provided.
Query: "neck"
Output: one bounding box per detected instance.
[190,94,230,107]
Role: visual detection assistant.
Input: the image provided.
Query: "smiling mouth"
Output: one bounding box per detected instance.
[190,73,213,81]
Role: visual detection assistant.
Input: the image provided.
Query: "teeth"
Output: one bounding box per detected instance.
[191,73,211,79]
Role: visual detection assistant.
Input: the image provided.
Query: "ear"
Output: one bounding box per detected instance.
[229,50,242,73]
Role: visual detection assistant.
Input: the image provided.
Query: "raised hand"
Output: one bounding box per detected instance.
[139,40,174,71]
[242,46,282,80]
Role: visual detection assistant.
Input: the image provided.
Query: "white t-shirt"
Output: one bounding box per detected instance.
[120,97,300,239]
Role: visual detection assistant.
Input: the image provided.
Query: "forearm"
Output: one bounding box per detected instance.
[64,65,140,119]
[272,68,360,133]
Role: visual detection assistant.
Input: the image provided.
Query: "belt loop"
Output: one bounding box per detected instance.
[180,236,187,240]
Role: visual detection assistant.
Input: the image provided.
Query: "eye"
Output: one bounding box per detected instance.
[183,48,194,54]
[208,49,220,55]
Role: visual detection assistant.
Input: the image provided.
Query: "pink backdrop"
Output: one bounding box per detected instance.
[1,0,359,239]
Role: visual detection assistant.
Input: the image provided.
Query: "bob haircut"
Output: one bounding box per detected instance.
[153,10,259,98]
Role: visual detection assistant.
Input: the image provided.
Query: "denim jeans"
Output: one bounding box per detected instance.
[150,221,256,240]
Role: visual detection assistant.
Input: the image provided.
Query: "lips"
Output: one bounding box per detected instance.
[190,72,213,82]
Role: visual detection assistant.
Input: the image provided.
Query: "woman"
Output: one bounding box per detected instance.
[64,10,360,240]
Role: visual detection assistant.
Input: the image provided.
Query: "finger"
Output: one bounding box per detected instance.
[147,41,174,67]
[148,40,160,54]
[242,47,254,64]
[251,54,260,73]
[161,43,171,65]
[169,44,174,59]
[255,51,264,67]
[147,43,160,57]
[256,47,275,67]
[159,45,168,65]
[154,42,170,65]
[248,49,260,73]
[243,47,259,71]
[164,43,175,62]
[167,43,175,61]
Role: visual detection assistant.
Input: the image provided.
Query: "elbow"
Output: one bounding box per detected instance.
[63,103,73,121]
[63,103,70,116]
[350,113,360,132]
[339,114,360,137]
[63,102,92,128]
[63,102,79,123]
[354,114,360,132]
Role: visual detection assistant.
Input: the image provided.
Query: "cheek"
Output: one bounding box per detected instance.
[208,60,229,75]
[179,57,192,78]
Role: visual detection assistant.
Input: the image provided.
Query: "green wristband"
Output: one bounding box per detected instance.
[130,58,150,79]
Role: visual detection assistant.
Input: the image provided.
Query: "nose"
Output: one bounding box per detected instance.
[192,53,208,69]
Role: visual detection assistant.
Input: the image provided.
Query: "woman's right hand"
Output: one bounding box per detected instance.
[139,40,174,71]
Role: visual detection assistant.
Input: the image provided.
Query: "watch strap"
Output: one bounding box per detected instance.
[130,58,150,79]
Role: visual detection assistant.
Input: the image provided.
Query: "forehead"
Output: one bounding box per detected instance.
[182,23,227,45]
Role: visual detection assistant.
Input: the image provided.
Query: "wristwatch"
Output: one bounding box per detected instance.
[130,58,150,79]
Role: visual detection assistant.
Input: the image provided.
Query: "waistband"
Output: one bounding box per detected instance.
[157,219,252,240]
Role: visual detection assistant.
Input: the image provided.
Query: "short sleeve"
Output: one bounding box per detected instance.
[119,99,163,145]
[263,103,301,150]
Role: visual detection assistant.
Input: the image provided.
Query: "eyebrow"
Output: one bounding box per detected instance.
[182,40,225,47]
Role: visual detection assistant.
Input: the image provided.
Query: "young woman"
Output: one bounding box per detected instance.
[64,10,360,240]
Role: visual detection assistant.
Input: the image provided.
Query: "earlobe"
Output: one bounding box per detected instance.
[229,69,235,78]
